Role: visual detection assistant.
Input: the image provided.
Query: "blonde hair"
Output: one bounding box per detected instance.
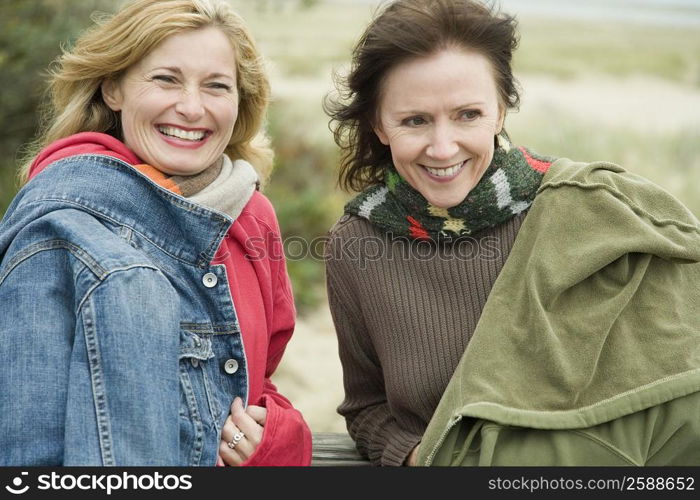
[20,0,272,184]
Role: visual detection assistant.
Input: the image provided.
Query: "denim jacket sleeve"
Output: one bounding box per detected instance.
[0,211,182,465]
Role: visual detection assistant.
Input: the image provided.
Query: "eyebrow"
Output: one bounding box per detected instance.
[391,103,487,116]
[152,66,235,80]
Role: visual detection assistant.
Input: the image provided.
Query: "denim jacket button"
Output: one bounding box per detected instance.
[202,272,218,288]
[223,359,239,374]
[191,358,199,368]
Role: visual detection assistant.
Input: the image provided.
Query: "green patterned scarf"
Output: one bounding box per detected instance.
[344,133,556,240]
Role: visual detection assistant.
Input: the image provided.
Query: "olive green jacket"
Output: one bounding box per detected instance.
[419,159,700,466]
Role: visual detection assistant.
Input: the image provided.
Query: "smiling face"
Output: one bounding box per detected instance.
[374,48,505,209]
[101,27,239,176]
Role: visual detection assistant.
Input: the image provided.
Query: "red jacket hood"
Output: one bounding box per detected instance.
[29,132,140,180]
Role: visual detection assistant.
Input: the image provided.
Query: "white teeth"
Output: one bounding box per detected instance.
[158,126,206,141]
[424,161,464,177]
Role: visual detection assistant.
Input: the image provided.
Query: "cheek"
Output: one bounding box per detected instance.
[476,144,495,171]
[472,128,497,157]
[388,135,420,163]
[124,85,162,113]
[120,97,160,133]
[218,100,239,132]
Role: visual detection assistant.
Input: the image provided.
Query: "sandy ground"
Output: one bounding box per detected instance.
[514,74,700,133]
[270,72,700,433]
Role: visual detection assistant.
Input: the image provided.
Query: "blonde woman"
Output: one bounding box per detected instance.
[0,0,311,466]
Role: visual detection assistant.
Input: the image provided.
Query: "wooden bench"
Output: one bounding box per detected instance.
[311,432,371,466]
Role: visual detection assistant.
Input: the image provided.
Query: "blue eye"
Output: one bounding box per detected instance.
[460,109,481,120]
[404,116,426,127]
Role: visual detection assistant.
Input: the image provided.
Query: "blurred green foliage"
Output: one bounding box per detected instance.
[264,99,344,312]
[0,0,113,214]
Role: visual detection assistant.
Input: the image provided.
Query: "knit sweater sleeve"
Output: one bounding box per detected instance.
[325,221,422,466]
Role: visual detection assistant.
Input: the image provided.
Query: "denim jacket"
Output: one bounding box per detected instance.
[0,154,264,465]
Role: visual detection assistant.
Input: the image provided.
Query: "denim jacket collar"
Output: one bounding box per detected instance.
[10,154,233,268]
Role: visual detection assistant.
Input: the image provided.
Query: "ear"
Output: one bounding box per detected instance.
[496,106,506,134]
[101,79,123,111]
[373,120,390,146]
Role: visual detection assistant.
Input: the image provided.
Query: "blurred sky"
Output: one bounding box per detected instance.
[329,0,700,27]
[498,0,700,27]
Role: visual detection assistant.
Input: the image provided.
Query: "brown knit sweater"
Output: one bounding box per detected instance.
[325,211,527,466]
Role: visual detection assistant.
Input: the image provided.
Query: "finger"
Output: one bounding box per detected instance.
[230,398,264,445]
[221,420,256,460]
[245,404,267,425]
[219,439,244,466]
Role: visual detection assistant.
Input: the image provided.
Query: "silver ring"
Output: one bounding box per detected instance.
[227,431,245,449]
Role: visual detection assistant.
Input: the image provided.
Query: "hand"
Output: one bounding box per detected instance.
[406,443,421,466]
[217,397,267,466]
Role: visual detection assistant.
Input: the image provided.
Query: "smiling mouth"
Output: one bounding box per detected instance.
[157,125,209,142]
[423,161,466,178]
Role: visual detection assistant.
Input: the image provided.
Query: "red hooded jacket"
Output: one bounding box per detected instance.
[29,132,312,466]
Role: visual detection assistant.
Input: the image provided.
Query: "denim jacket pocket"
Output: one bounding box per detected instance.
[178,327,216,466]
[177,324,248,466]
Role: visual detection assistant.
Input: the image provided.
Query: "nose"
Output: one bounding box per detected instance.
[426,122,459,160]
[174,88,205,121]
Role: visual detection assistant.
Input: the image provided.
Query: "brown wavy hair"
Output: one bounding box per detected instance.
[20,0,272,184]
[324,0,520,192]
